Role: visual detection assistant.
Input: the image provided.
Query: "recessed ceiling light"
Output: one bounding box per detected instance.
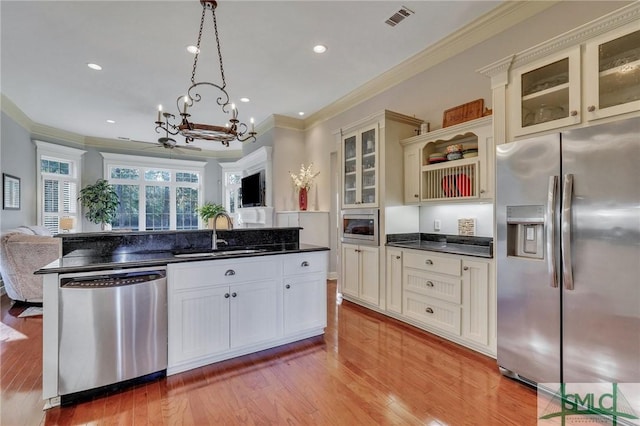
[87,63,102,71]
[239,97,250,103]
[106,120,115,124]
[298,112,305,116]
[186,45,200,54]
[313,45,327,54]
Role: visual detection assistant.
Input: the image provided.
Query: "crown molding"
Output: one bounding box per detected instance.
[1,94,33,131]
[304,0,559,130]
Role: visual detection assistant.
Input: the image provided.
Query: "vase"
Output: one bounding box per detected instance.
[298,187,308,211]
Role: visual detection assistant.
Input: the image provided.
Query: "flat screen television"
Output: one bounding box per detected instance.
[240,171,265,207]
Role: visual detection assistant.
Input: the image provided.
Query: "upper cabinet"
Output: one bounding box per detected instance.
[584,22,640,121]
[401,116,493,203]
[339,110,423,209]
[479,3,640,142]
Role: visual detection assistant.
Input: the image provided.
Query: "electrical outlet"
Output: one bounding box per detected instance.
[434,220,441,231]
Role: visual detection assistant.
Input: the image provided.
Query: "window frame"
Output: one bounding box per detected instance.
[101,153,207,231]
[35,141,86,233]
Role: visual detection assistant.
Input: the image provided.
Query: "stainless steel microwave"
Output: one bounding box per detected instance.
[341,209,379,246]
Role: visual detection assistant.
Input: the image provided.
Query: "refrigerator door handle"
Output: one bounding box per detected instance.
[547,176,559,288]
[562,174,574,290]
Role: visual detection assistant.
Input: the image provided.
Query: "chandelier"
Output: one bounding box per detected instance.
[154,0,256,147]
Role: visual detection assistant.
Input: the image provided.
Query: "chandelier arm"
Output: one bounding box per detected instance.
[186,81,230,112]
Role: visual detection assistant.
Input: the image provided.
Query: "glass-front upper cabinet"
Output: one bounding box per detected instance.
[511,48,581,137]
[585,23,640,121]
[342,126,378,208]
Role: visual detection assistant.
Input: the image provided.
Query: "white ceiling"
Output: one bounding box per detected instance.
[1,1,501,153]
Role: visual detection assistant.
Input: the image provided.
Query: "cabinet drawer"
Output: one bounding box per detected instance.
[403,268,461,304]
[283,252,326,276]
[403,291,461,336]
[403,251,461,276]
[169,258,278,291]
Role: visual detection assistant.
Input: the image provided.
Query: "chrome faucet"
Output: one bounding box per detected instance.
[212,212,233,250]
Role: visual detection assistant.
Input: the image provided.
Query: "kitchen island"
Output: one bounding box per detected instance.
[37,228,329,408]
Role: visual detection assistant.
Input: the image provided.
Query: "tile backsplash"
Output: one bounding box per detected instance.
[419,203,493,237]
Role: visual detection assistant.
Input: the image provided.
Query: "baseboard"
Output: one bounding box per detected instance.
[327,271,337,280]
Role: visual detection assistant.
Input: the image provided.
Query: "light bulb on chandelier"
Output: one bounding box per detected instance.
[154,0,257,147]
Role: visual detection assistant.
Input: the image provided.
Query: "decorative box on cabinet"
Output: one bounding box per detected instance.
[400,116,493,202]
[339,110,423,209]
[341,243,379,307]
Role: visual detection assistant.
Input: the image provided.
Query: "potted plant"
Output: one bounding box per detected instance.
[196,202,226,228]
[78,179,119,231]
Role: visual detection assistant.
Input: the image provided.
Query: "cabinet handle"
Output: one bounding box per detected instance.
[570,110,578,117]
[414,194,419,198]
[587,105,596,112]
[285,284,291,289]
[426,281,434,287]
[231,292,237,298]
[224,293,230,298]
[480,189,485,194]
[425,307,434,314]
[425,259,433,265]
[301,261,310,267]
[225,269,236,276]
[395,256,401,259]
[463,266,469,271]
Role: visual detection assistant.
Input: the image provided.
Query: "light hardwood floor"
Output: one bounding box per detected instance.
[1,281,537,425]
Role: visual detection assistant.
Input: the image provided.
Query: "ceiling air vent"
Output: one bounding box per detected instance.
[385,6,415,27]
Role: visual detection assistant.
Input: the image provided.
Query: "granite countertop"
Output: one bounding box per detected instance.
[37,243,329,274]
[386,233,493,258]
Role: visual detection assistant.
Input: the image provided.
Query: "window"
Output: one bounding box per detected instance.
[102,153,206,231]
[223,171,242,215]
[36,141,85,234]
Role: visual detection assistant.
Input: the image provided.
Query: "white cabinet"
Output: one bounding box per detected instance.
[275,211,329,247]
[339,110,423,209]
[341,243,379,307]
[283,252,328,335]
[400,116,493,202]
[510,48,581,137]
[385,248,403,314]
[584,22,640,121]
[393,248,495,356]
[167,251,327,375]
[403,144,422,204]
[461,259,490,347]
[479,3,640,143]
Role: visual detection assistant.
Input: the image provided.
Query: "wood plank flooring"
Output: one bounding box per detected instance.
[1,281,537,425]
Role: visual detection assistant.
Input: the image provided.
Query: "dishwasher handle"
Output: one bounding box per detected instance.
[61,270,166,289]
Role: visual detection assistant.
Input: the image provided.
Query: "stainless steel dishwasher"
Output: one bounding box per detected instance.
[58,267,167,400]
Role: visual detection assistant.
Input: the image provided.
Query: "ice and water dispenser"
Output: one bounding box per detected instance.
[506,205,545,259]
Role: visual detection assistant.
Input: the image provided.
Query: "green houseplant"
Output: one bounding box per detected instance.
[196,202,226,228]
[78,179,119,230]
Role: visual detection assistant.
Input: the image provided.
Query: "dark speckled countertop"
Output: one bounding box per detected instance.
[37,243,328,274]
[386,233,493,258]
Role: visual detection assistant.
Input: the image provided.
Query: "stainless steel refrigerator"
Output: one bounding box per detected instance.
[496,117,640,386]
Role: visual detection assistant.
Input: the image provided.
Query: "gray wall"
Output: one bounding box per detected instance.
[1,112,37,229]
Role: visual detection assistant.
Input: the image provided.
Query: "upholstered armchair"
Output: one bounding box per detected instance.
[0,226,62,303]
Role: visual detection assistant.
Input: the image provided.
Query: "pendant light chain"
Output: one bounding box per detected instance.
[211,8,226,90]
[190,6,206,85]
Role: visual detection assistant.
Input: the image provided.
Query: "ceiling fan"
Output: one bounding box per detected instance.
[156,136,202,152]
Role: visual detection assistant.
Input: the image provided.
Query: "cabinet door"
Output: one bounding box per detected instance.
[386,249,403,314]
[461,259,490,347]
[511,48,581,137]
[584,23,640,121]
[403,145,421,204]
[283,274,327,335]
[341,244,360,298]
[230,279,280,348]
[168,286,230,367]
[359,126,378,207]
[359,245,380,306]
[342,133,359,207]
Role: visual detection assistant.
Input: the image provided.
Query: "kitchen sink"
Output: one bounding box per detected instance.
[174,249,264,258]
